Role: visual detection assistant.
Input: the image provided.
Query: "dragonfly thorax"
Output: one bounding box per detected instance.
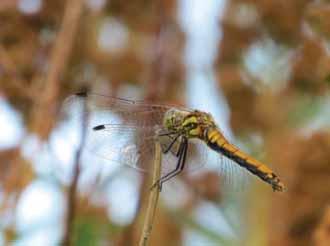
[163,108,216,139]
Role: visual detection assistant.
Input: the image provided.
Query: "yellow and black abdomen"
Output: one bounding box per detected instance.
[205,128,285,192]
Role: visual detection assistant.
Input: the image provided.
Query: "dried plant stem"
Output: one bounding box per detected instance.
[139,141,162,246]
[31,0,84,138]
[62,98,89,246]
[0,45,35,99]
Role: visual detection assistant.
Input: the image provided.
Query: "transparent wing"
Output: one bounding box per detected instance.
[80,123,207,174]
[62,92,191,128]
[60,92,193,173]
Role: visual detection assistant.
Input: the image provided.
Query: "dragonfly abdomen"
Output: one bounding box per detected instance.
[205,128,285,192]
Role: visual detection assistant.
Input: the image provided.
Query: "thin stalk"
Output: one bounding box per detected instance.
[138,141,162,246]
[61,91,89,246]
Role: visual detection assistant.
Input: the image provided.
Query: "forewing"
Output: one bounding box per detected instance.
[60,92,192,172]
[62,92,187,128]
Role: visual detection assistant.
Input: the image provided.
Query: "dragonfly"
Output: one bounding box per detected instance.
[62,92,285,192]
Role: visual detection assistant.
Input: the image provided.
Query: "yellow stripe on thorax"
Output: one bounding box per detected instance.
[182,116,198,126]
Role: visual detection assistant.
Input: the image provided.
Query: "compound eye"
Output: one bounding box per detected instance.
[187,122,198,129]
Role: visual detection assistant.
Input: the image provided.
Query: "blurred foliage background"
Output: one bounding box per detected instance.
[1,0,330,245]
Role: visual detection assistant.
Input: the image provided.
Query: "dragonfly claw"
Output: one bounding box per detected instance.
[272,181,286,192]
[150,180,162,192]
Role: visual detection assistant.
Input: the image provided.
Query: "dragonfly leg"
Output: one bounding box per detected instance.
[151,138,185,190]
[163,134,180,154]
[158,137,188,187]
[176,138,184,157]
[158,131,177,137]
[151,139,185,190]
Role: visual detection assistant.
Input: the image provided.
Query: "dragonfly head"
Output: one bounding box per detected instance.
[164,108,216,138]
[164,108,189,132]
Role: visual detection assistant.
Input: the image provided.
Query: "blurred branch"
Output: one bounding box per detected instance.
[0,0,17,11]
[139,141,162,246]
[145,26,168,101]
[44,0,84,92]
[144,2,173,102]
[30,0,84,138]
[313,205,330,246]
[173,209,237,246]
[62,92,89,246]
[62,151,82,246]
[0,45,35,99]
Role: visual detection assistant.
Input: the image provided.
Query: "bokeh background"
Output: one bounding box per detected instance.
[1,0,330,245]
